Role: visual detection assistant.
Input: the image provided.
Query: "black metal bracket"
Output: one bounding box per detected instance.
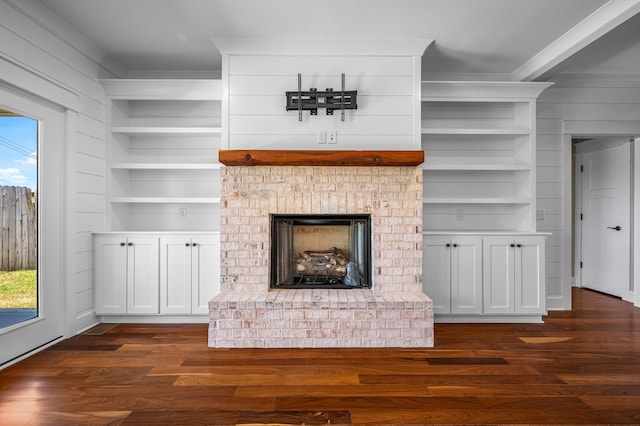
[285,73,357,121]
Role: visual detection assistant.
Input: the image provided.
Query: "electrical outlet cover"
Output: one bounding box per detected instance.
[328,130,337,144]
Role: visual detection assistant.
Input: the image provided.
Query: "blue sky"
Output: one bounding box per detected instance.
[0,115,38,191]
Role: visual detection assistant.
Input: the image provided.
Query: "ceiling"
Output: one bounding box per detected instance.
[36,0,640,80]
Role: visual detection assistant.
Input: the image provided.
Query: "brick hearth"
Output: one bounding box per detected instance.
[209,164,434,348]
[209,290,432,348]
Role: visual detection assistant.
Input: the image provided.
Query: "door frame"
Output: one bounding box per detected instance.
[573,135,637,305]
[0,83,65,367]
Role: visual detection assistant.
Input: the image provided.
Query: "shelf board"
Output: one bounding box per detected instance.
[111,197,221,204]
[423,197,531,204]
[422,161,530,171]
[219,150,424,167]
[111,126,222,135]
[421,128,530,135]
[111,163,222,170]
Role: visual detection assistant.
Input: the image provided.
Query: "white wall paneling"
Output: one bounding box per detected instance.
[225,54,423,150]
[0,0,114,337]
[538,77,640,310]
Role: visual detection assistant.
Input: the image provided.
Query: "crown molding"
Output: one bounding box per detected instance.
[212,38,432,57]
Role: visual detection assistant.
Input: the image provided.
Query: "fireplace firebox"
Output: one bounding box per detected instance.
[270,214,372,289]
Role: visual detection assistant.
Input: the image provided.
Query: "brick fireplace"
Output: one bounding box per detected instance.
[208,150,434,348]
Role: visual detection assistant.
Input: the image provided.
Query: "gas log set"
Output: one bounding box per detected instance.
[271,214,372,289]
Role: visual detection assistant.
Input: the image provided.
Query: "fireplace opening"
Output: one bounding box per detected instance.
[270,214,372,289]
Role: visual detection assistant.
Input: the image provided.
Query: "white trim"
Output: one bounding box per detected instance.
[635,137,640,307]
[0,56,79,111]
[97,315,209,324]
[413,55,421,149]
[434,315,544,324]
[212,38,433,57]
[0,336,64,371]
[422,81,553,99]
[514,0,640,81]
[221,54,230,150]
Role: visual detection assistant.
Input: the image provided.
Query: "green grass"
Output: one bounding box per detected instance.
[0,270,37,308]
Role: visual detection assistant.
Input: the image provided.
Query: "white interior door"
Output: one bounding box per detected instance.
[580,141,631,301]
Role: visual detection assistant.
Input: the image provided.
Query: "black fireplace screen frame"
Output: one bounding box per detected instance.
[270,214,372,289]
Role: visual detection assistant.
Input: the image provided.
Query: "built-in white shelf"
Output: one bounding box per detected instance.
[101,78,223,232]
[421,81,552,233]
[421,127,531,135]
[111,163,222,170]
[422,158,530,171]
[111,197,221,204]
[423,197,532,204]
[111,126,222,135]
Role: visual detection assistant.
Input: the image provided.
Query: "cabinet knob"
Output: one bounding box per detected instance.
[516,244,522,248]
[185,243,191,247]
[127,242,133,246]
[446,243,451,247]
[452,243,458,248]
[192,242,197,247]
[510,244,515,248]
[120,242,125,247]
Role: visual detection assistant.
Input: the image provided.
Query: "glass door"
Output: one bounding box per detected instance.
[0,109,38,329]
[0,86,63,367]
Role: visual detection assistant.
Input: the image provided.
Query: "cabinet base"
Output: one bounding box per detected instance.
[96,315,209,324]
[434,314,544,323]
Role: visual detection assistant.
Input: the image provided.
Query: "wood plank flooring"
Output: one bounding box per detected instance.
[1,287,639,425]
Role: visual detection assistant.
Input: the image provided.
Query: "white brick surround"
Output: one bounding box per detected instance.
[209,165,434,348]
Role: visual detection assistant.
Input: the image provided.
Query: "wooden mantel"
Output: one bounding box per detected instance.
[218,150,424,167]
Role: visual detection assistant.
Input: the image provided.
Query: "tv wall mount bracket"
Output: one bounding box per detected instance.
[285,73,357,121]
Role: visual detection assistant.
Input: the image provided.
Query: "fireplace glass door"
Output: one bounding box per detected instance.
[271,214,372,289]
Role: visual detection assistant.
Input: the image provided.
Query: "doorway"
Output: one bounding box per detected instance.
[574,137,634,302]
[0,85,64,367]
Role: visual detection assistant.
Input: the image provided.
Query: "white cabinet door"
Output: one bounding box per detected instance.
[483,237,515,314]
[515,236,545,314]
[423,236,482,314]
[483,236,545,315]
[160,237,192,314]
[423,237,452,314]
[160,235,221,314]
[94,236,128,314]
[126,237,160,314]
[191,236,221,314]
[95,235,159,314]
[451,238,482,314]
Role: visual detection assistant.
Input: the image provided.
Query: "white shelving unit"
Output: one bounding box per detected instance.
[420,82,552,323]
[101,79,222,232]
[421,81,552,233]
[95,80,222,321]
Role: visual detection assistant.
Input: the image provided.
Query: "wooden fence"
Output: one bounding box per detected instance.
[0,186,37,271]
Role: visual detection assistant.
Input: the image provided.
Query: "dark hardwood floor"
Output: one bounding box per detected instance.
[1,287,639,425]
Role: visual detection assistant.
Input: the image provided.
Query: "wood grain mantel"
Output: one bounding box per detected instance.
[218,150,424,167]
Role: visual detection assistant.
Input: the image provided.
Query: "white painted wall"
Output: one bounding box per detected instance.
[219,40,428,150]
[537,74,640,310]
[0,0,117,336]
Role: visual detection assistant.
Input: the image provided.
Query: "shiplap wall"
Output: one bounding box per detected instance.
[226,55,420,150]
[537,75,640,310]
[0,0,115,334]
